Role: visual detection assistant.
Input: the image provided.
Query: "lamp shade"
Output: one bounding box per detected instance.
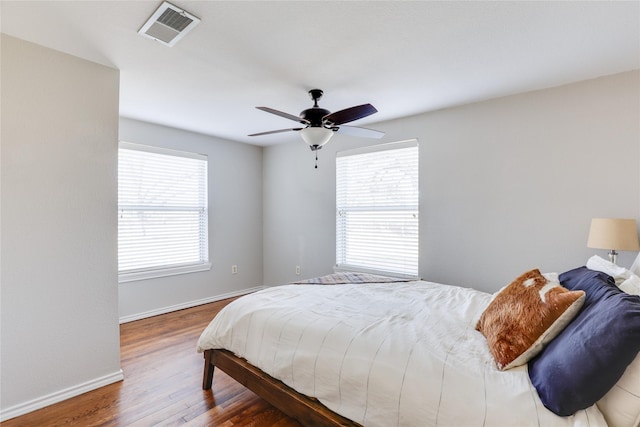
[587,218,640,251]
[299,127,333,148]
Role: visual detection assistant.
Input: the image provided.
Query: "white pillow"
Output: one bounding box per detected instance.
[631,252,640,277]
[597,354,640,427]
[620,274,640,295]
[586,255,630,285]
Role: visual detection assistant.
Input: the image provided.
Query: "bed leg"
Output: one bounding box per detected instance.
[202,349,215,390]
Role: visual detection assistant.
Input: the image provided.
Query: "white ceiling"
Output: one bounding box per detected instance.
[1,1,639,146]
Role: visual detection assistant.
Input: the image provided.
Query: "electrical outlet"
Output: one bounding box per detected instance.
[295,265,301,275]
[232,265,238,274]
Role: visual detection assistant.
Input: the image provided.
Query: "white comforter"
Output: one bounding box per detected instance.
[197,281,607,427]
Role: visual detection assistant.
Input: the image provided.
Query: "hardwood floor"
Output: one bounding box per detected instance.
[3,299,302,426]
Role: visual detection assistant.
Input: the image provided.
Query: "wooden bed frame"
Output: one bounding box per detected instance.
[202,349,359,427]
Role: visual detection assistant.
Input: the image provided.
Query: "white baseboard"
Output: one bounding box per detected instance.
[0,369,124,422]
[119,286,266,324]
[0,288,266,422]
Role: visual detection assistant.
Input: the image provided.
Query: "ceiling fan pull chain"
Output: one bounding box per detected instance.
[315,151,318,169]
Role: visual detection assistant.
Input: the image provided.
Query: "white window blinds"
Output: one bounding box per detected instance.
[336,140,419,277]
[118,142,209,282]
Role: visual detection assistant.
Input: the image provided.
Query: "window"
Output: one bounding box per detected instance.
[336,140,419,277]
[118,142,209,282]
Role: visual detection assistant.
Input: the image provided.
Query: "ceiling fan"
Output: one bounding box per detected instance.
[249,89,384,155]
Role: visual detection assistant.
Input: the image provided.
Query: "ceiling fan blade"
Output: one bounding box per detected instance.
[248,128,303,137]
[335,125,385,139]
[256,107,310,125]
[323,103,377,125]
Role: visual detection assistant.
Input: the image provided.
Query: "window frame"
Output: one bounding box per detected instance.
[117,141,211,283]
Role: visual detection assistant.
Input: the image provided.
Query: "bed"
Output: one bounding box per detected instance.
[197,266,640,427]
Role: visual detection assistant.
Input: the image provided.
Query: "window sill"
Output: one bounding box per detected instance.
[119,262,212,283]
[333,265,420,280]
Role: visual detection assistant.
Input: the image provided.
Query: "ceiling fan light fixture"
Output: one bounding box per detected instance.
[300,127,333,149]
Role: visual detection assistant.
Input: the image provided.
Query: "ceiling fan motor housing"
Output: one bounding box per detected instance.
[300,107,331,127]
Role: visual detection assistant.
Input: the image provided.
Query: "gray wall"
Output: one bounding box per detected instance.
[118,118,264,320]
[1,35,122,416]
[263,71,640,292]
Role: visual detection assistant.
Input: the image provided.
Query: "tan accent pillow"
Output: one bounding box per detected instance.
[476,269,585,370]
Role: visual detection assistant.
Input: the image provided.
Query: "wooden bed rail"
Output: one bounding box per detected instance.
[202,349,359,427]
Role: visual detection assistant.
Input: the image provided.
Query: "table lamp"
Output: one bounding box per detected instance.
[587,218,640,265]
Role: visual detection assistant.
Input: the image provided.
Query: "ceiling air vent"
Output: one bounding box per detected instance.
[138,1,200,47]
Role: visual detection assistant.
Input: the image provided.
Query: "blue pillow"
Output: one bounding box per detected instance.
[528,266,640,416]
